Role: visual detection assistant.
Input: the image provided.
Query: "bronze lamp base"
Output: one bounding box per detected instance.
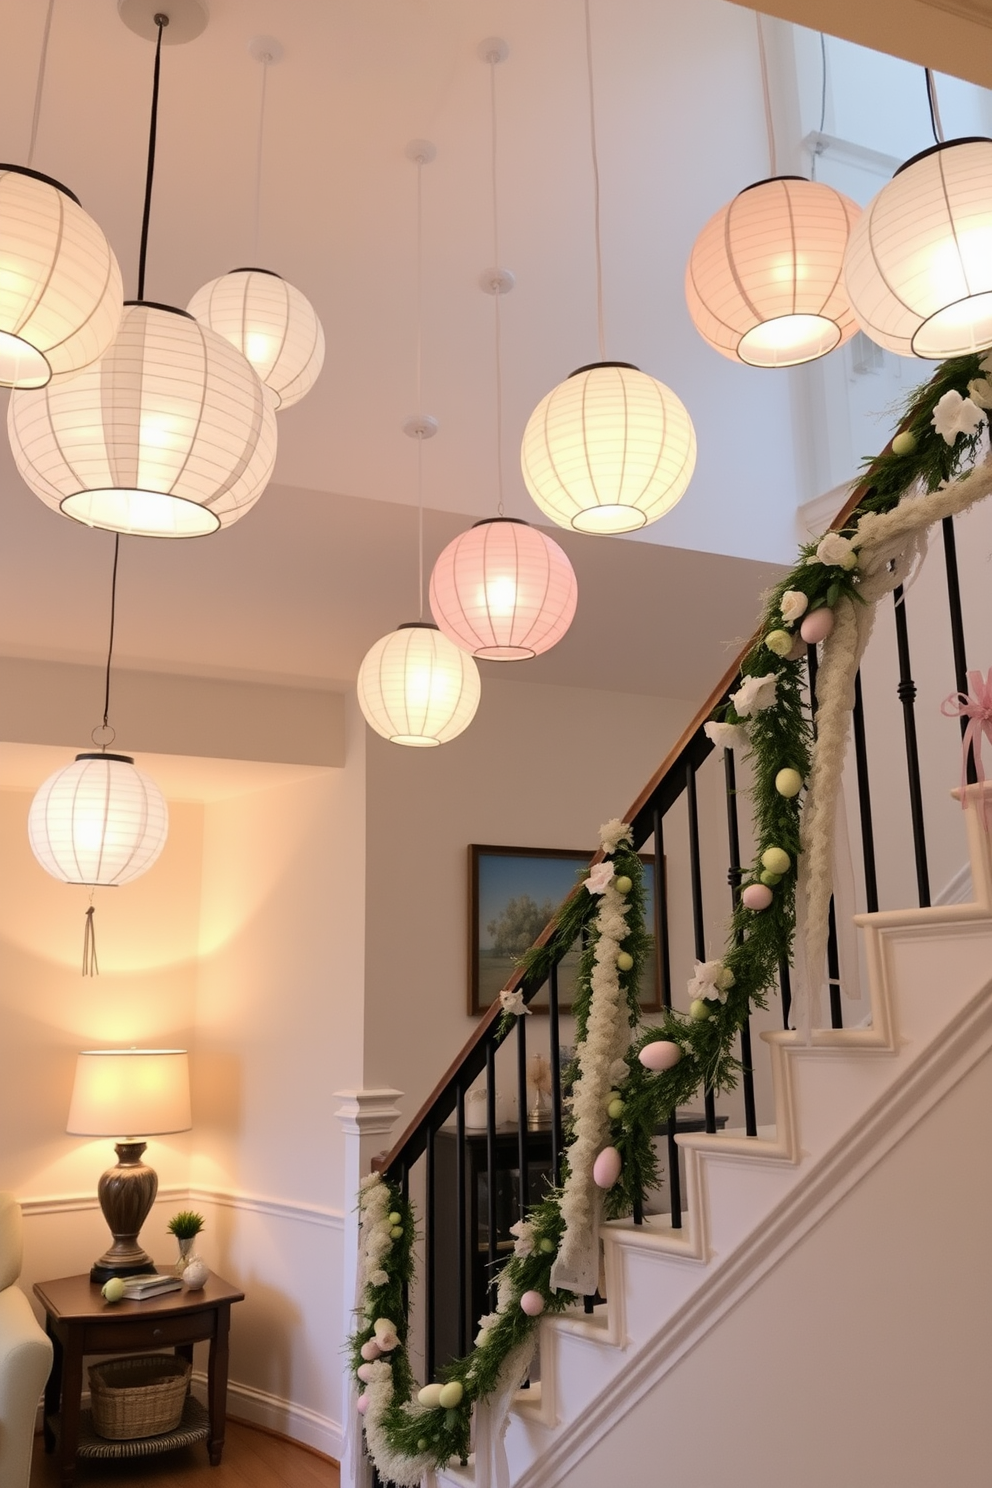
[90,1140,159,1283]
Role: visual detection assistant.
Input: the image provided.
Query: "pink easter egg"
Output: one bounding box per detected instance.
[638,1040,683,1073]
[593,1146,622,1189]
[360,1339,381,1361]
[357,1363,375,1383]
[520,1290,545,1317]
[357,1394,369,1415]
[742,883,773,911]
[800,607,835,645]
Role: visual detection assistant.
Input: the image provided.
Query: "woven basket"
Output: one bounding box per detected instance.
[89,1354,191,1440]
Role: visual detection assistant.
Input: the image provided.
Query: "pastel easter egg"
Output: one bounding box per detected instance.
[764,628,793,657]
[760,870,782,887]
[593,1146,622,1188]
[614,875,632,894]
[181,1259,209,1290]
[418,1383,444,1408]
[639,1039,682,1072]
[800,607,835,645]
[689,998,712,1021]
[891,429,917,457]
[360,1339,381,1361]
[538,1237,556,1254]
[357,1394,369,1415]
[775,768,803,798]
[357,1363,375,1383]
[520,1290,545,1317]
[101,1277,125,1303]
[388,1212,402,1225]
[390,1225,404,1239]
[761,846,791,875]
[742,883,773,911]
[607,1098,625,1119]
[616,951,634,972]
[438,1382,464,1409]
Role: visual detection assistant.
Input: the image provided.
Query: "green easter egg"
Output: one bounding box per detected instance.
[761,846,791,875]
[689,998,711,1021]
[438,1381,464,1409]
[538,1237,555,1254]
[775,768,803,798]
[607,1098,625,1119]
[891,430,917,457]
[388,1212,401,1225]
[616,951,634,972]
[101,1277,125,1303]
[390,1225,404,1239]
[614,875,632,894]
[760,870,782,886]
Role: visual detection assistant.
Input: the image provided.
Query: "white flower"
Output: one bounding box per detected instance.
[608,1058,629,1086]
[509,1220,535,1257]
[780,589,809,623]
[499,987,532,1017]
[730,673,777,718]
[814,532,857,568]
[369,1269,388,1287]
[704,720,748,753]
[585,861,614,895]
[599,818,632,854]
[687,958,732,1004]
[968,376,992,410]
[932,389,985,446]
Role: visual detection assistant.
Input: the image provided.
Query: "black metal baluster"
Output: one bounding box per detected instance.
[485,1042,498,1309]
[455,1083,467,1357]
[652,806,682,1229]
[852,669,879,914]
[893,585,931,907]
[942,515,978,784]
[779,957,793,1031]
[425,1123,436,1382]
[808,641,844,1027]
[516,1007,528,1226]
[399,1160,410,1321]
[548,963,563,1187]
[686,763,716,1133]
[724,748,757,1136]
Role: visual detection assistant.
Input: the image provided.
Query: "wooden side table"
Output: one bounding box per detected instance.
[33,1272,245,1486]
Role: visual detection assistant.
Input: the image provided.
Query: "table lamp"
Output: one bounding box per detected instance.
[67,1048,192,1283]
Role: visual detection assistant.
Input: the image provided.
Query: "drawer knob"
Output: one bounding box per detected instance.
[152,1328,162,1338]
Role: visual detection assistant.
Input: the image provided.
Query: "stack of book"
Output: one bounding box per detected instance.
[120,1273,183,1301]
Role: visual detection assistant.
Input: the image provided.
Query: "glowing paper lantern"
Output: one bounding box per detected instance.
[0,165,122,388]
[686,176,861,367]
[520,362,695,534]
[357,623,481,747]
[187,268,324,409]
[429,517,578,660]
[8,302,277,537]
[28,753,169,886]
[844,138,992,358]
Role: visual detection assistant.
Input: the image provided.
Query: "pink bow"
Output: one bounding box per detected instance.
[942,668,992,831]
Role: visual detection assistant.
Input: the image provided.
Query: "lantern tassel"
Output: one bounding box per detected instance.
[82,904,99,978]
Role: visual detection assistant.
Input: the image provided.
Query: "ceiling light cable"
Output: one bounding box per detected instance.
[488,51,506,517]
[98,535,121,747]
[251,47,271,263]
[26,0,56,168]
[925,68,945,145]
[583,0,607,361]
[755,12,778,178]
[811,31,827,180]
[415,152,425,618]
[137,12,168,301]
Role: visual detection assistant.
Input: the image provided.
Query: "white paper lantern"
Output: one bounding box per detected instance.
[357,623,481,747]
[187,268,324,409]
[8,302,277,537]
[520,362,696,534]
[0,165,122,388]
[686,177,861,367]
[29,753,169,886]
[429,518,578,660]
[844,138,992,358]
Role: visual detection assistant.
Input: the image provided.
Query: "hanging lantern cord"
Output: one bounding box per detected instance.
[583,0,606,362]
[925,69,944,146]
[755,12,778,178]
[137,13,169,301]
[488,51,506,516]
[415,153,425,619]
[82,897,99,978]
[93,533,121,750]
[26,0,55,169]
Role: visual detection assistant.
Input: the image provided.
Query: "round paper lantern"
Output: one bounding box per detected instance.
[844,138,992,358]
[429,517,578,661]
[520,362,696,534]
[0,165,122,388]
[8,302,277,537]
[187,267,324,409]
[28,753,169,886]
[686,177,861,367]
[357,622,481,747]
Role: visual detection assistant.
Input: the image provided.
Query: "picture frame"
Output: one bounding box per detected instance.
[469,844,661,1016]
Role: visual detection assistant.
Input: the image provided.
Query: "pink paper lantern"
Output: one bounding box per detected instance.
[429,517,578,661]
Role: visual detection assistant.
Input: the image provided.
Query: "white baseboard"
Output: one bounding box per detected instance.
[192,1371,342,1462]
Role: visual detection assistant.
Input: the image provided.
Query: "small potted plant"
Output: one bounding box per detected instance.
[167,1211,205,1275]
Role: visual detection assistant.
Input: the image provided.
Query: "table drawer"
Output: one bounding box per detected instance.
[82,1310,216,1353]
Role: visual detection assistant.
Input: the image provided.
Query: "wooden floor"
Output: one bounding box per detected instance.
[30,1420,339,1488]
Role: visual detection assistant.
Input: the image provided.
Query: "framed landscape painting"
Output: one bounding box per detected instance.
[469,844,661,1016]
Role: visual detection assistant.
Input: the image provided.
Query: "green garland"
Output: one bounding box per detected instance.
[351,351,989,1484]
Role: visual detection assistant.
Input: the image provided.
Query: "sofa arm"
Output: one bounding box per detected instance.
[0,1284,53,1488]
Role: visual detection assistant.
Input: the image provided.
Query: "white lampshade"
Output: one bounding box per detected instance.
[29,753,169,886]
[187,268,325,409]
[357,622,481,747]
[686,176,861,367]
[0,165,122,388]
[844,138,992,358]
[67,1049,191,1138]
[8,301,277,537]
[520,362,696,534]
[429,517,578,661]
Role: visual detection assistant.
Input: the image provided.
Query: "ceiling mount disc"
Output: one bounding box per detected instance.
[118,0,208,45]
